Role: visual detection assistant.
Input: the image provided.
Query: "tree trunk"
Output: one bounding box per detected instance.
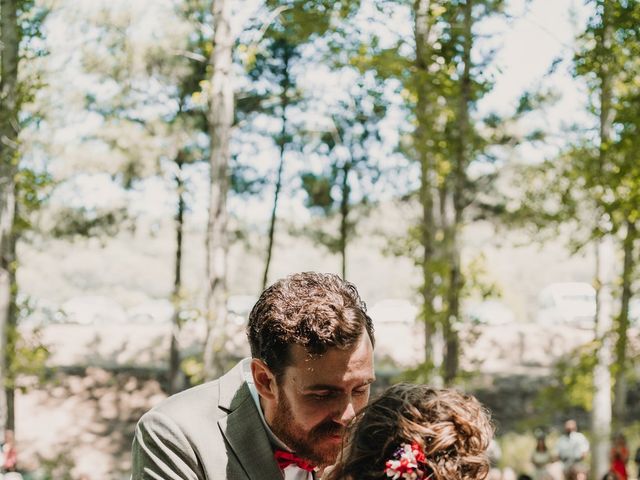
[414,0,438,376]
[613,219,635,425]
[443,0,472,385]
[4,386,13,432]
[339,160,351,280]
[592,238,615,480]
[0,0,20,436]
[0,234,16,435]
[169,155,186,394]
[591,3,614,477]
[4,214,16,433]
[203,0,233,381]
[262,48,291,290]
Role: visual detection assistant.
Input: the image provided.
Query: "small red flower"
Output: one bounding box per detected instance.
[412,443,426,464]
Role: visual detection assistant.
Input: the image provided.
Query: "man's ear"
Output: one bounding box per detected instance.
[251,358,278,401]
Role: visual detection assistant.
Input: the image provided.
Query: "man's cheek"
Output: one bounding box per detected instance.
[353,398,368,414]
[301,406,332,427]
[295,401,323,423]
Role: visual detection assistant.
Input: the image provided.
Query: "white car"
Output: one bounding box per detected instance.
[127,299,174,324]
[464,299,516,326]
[61,295,128,325]
[535,282,595,328]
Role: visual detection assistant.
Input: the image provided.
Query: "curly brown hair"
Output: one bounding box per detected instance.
[246,272,374,378]
[326,383,494,480]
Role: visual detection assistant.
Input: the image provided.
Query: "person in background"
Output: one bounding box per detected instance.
[555,419,589,480]
[531,431,553,480]
[322,383,494,480]
[2,429,17,473]
[609,433,629,480]
[634,446,640,480]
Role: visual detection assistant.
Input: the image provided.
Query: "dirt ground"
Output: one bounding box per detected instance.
[15,369,166,480]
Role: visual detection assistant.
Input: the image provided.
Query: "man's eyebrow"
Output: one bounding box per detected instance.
[303,378,376,391]
[303,384,342,392]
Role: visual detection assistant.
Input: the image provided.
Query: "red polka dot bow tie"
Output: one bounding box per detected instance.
[274,450,316,472]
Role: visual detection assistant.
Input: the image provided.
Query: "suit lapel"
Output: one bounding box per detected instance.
[218,360,283,480]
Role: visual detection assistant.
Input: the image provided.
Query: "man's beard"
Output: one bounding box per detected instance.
[270,389,345,466]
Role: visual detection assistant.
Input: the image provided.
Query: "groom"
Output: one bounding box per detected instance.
[131,272,376,479]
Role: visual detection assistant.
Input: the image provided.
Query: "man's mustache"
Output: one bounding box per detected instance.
[310,421,345,439]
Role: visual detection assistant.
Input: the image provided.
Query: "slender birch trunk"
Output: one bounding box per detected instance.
[169,154,185,394]
[443,0,472,385]
[592,238,614,480]
[0,0,20,436]
[591,2,614,476]
[339,160,351,280]
[613,219,635,425]
[203,0,233,381]
[413,0,438,374]
[262,47,291,290]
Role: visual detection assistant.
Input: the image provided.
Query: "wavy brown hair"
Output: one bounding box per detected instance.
[247,272,374,378]
[326,383,494,480]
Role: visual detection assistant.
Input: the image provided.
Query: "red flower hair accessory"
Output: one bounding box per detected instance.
[384,442,430,480]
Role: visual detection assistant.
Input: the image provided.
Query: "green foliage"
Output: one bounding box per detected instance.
[299,77,386,262]
[4,295,50,389]
[17,0,49,54]
[14,167,54,233]
[398,360,437,385]
[515,88,561,116]
[497,431,538,474]
[7,326,49,389]
[568,0,640,231]
[301,173,333,213]
[462,253,502,300]
[536,341,599,413]
[0,0,52,436]
[230,160,269,197]
[49,207,130,239]
[263,0,360,43]
[181,354,205,387]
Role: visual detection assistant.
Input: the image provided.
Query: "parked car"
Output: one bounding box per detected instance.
[464,299,516,326]
[127,299,174,324]
[535,282,595,328]
[61,295,127,325]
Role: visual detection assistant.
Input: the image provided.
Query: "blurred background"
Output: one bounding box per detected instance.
[0,0,639,478]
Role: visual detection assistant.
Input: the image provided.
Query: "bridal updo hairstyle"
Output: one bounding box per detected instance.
[327,383,494,480]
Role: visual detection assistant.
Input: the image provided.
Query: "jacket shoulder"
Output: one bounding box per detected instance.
[152,380,226,424]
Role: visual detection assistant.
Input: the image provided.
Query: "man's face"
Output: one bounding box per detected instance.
[564,420,576,434]
[269,333,375,467]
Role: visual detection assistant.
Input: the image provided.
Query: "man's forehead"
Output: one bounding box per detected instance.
[288,335,372,362]
[289,366,375,390]
[284,338,374,385]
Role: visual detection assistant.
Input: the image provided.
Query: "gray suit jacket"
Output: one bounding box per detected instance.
[131,361,284,480]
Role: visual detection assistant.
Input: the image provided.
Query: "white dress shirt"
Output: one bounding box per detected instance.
[556,431,589,465]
